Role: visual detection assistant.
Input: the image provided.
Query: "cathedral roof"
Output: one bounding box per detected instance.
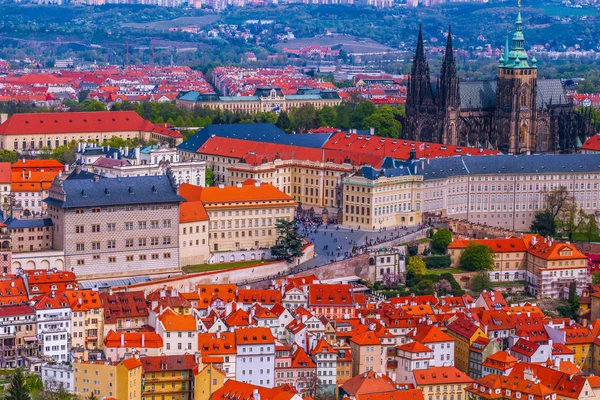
[459,79,568,110]
[499,8,537,69]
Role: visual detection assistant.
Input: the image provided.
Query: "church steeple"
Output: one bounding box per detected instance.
[439,25,460,110]
[407,24,435,107]
[500,2,536,69]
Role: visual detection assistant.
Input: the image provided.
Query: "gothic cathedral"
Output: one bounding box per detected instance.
[404,7,594,153]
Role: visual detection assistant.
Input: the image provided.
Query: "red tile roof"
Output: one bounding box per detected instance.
[140,354,197,372]
[323,132,499,160]
[180,181,294,204]
[235,327,274,345]
[104,330,163,348]
[309,284,354,306]
[179,201,208,222]
[511,338,540,357]
[213,379,298,400]
[0,162,11,183]
[237,289,282,306]
[197,332,237,355]
[157,309,197,332]
[408,325,453,343]
[350,331,380,346]
[414,366,474,385]
[99,290,148,324]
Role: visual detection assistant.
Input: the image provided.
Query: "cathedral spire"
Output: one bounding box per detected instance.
[444,25,454,65]
[439,25,460,110]
[415,24,426,61]
[500,2,536,69]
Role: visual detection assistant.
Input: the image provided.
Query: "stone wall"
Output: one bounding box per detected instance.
[571,242,600,254]
[111,243,314,294]
[439,218,516,239]
[290,254,374,283]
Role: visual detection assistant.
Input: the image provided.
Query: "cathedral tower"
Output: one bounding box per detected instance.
[438,26,461,144]
[405,25,439,142]
[495,4,538,153]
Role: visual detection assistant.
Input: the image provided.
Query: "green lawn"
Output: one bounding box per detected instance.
[570,232,600,243]
[426,268,466,275]
[182,260,266,274]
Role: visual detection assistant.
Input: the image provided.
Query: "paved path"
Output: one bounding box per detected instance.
[295,223,420,271]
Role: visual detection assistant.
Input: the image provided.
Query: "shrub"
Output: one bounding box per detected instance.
[424,255,451,269]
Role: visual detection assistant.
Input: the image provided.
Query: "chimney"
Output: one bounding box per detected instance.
[369,127,375,136]
[253,389,260,400]
[141,334,145,348]
[216,331,221,339]
[121,334,125,347]
[28,171,31,179]
[0,113,8,125]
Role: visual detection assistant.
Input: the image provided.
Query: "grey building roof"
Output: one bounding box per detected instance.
[354,154,600,181]
[177,123,333,153]
[419,153,600,180]
[4,217,53,229]
[459,79,569,110]
[79,275,152,289]
[45,175,183,209]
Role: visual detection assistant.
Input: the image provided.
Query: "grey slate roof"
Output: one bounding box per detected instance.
[459,79,569,110]
[460,81,497,110]
[45,175,183,209]
[177,123,332,153]
[419,153,600,180]
[4,218,53,229]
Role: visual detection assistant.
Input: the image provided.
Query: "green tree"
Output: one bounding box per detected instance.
[592,271,600,286]
[361,111,402,138]
[0,149,18,163]
[460,241,495,271]
[38,146,52,160]
[290,105,318,132]
[352,101,376,126]
[584,214,600,242]
[407,256,427,276]
[205,168,215,187]
[78,89,90,103]
[317,105,337,127]
[431,228,453,254]
[471,271,493,293]
[256,112,277,124]
[24,373,42,398]
[415,279,435,295]
[87,394,98,400]
[84,100,107,112]
[530,211,556,236]
[5,369,30,400]
[275,111,291,131]
[271,219,303,263]
[51,145,75,165]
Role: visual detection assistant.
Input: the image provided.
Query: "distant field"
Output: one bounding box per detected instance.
[274,34,394,54]
[182,260,265,273]
[123,15,220,30]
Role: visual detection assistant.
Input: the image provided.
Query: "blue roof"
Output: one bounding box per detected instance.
[4,217,53,229]
[419,153,600,180]
[45,175,183,209]
[177,123,333,153]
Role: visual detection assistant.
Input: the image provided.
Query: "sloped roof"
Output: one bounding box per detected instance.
[179,201,208,222]
[179,182,293,204]
[45,175,182,208]
[414,366,473,385]
[341,370,398,396]
[140,354,197,372]
[0,111,154,135]
[177,123,332,153]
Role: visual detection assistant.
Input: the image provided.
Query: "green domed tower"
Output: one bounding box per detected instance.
[495,2,538,153]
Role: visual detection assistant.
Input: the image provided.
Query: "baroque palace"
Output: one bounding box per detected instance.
[404,6,594,154]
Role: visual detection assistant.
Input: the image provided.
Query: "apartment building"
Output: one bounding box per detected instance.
[179,200,210,266]
[349,331,382,376]
[449,235,589,298]
[73,357,142,400]
[45,174,182,278]
[104,330,163,362]
[66,289,104,350]
[0,304,38,368]
[0,111,183,151]
[235,327,276,388]
[179,181,296,253]
[412,366,473,400]
[156,309,198,356]
[33,291,71,362]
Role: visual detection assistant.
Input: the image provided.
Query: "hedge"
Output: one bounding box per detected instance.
[424,255,452,269]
